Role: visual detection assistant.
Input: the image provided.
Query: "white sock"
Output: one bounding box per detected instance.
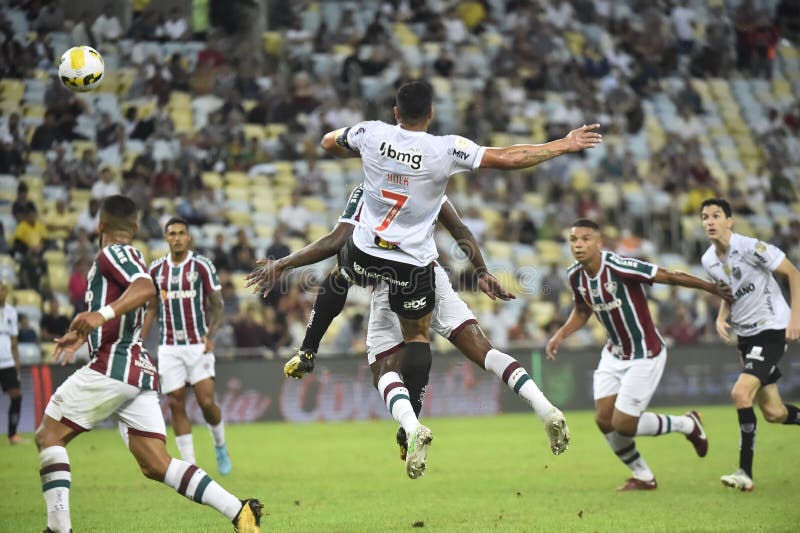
[637,413,693,436]
[175,434,196,464]
[377,371,419,434]
[163,458,241,520]
[208,421,226,447]
[604,431,654,481]
[39,446,71,533]
[484,349,554,419]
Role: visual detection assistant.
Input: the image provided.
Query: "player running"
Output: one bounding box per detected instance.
[34,196,261,533]
[546,219,730,491]
[318,80,600,477]
[700,198,800,492]
[142,216,232,475]
[247,186,571,472]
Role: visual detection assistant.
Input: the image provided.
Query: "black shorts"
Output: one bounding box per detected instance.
[337,236,435,319]
[0,367,20,392]
[737,329,786,385]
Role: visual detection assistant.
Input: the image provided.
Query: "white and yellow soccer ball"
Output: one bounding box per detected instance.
[58,46,104,92]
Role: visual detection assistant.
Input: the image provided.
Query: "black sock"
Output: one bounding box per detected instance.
[8,396,21,437]
[737,407,756,479]
[301,272,350,353]
[783,404,800,425]
[401,342,432,417]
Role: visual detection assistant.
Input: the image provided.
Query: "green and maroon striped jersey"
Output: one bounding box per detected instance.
[86,244,159,390]
[568,251,665,360]
[149,251,221,346]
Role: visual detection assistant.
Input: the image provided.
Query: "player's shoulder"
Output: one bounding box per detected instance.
[700,244,717,267]
[149,254,168,270]
[566,260,583,277]
[352,120,385,136]
[192,253,216,271]
[604,251,645,269]
[104,243,143,260]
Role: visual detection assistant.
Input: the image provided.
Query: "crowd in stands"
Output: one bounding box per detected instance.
[0,0,798,362]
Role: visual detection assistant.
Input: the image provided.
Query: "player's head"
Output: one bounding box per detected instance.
[699,198,733,241]
[98,195,139,241]
[164,216,191,254]
[569,219,602,264]
[394,80,433,127]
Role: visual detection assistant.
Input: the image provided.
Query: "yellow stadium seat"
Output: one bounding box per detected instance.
[301,197,327,213]
[13,289,41,308]
[48,264,69,293]
[43,249,66,267]
[225,171,250,187]
[262,31,285,55]
[227,211,252,226]
[243,124,265,140]
[202,172,223,189]
[225,185,249,202]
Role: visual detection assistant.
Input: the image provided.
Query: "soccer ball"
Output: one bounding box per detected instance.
[58,46,104,92]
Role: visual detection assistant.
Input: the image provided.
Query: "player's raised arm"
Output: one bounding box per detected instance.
[479,124,602,170]
[773,258,800,340]
[652,268,732,301]
[246,222,355,295]
[438,199,514,301]
[321,127,362,158]
[546,301,593,359]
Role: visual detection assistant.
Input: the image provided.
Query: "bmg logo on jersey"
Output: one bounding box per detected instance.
[403,296,427,310]
[379,141,423,170]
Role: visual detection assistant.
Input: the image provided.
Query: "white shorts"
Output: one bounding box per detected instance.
[45,366,166,439]
[157,344,216,394]
[366,265,476,364]
[592,344,667,417]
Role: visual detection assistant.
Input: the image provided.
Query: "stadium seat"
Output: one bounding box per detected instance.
[48,264,69,293]
[13,289,41,309]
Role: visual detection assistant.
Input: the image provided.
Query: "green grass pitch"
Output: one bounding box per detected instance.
[2,406,798,532]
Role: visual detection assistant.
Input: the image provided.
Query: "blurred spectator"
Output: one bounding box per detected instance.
[230,229,256,272]
[278,192,310,239]
[40,299,70,341]
[265,226,290,261]
[17,314,37,343]
[221,280,240,317]
[262,306,291,354]
[662,304,699,345]
[18,246,47,292]
[232,303,269,349]
[70,11,97,48]
[13,205,47,256]
[30,110,59,151]
[332,313,366,354]
[43,199,73,244]
[670,0,697,55]
[540,262,564,308]
[66,229,98,268]
[68,258,90,312]
[211,233,232,272]
[12,183,35,223]
[91,167,121,200]
[92,3,124,46]
[159,7,188,41]
[76,199,101,238]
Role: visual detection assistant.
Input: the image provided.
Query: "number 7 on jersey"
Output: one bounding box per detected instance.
[375,189,409,231]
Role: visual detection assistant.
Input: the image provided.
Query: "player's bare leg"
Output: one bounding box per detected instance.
[195,377,231,475]
[128,433,261,531]
[451,324,569,455]
[595,398,657,491]
[168,387,196,464]
[35,416,80,533]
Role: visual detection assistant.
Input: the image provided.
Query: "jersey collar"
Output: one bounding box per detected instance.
[167,250,193,268]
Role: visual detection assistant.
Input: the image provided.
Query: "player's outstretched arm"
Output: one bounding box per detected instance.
[774,258,800,340]
[546,302,593,360]
[438,199,514,301]
[246,222,355,296]
[653,268,732,301]
[479,124,602,170]
[70,277,156,338]
[321,128,362,159]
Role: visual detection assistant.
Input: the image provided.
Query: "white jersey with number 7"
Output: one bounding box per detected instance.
[343,120,485,266]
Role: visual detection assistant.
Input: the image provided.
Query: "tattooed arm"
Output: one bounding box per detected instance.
[479,124,602,170]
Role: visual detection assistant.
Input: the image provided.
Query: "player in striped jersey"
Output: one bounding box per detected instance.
[142,217,231,475]
[546,219,730,491]
[700,198,800,492]
[34,196,261,533]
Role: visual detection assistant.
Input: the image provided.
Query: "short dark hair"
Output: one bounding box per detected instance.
[572,219,601,231]
[164,216,189,233]
[700,197,732,217]
[100,195,139,233]
[396,80,433,124]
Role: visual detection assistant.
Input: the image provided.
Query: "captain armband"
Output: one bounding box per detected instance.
[335,127,353,150]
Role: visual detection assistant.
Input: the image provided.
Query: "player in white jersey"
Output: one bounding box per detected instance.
[0,277,24,444]
[320,80,601,476]
[142,217,231,475]
[35,196,262,533]
[700,198,800,492]
[247,185,570,477]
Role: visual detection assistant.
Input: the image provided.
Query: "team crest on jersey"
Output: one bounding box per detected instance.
[155,274,164,285]
[186,271,198,283]
[577,286,587,297]
[755,242,767,253]
[170,275,180,284]
[732,266,742,280]
[604,281,618,294]
[723,264,731,276]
